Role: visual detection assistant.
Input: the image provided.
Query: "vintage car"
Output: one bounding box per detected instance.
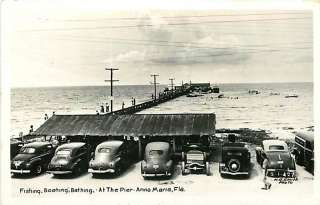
[219,142,251,177]
[293,131,314,174]
[141,142,174,178]
[181,144,210,175]
[47,142,91,176]
[256,140,296,178]
[10,138,24,159]
[11,141,55,175]
[88,140,138,176]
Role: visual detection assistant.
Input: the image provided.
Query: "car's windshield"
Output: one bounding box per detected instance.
[20,147,36,154]
[56,149,71,156]
[149,150,163,156]
[98,148,111,153]
[269,145,285,150]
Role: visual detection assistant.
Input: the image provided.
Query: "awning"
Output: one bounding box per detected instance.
[30,113,215,137]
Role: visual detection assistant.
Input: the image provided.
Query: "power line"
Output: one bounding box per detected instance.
[50,36,312,53]
[22,17,311,32]
[52,12,311,22]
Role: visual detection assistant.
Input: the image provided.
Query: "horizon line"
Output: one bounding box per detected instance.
[11,81,313,89]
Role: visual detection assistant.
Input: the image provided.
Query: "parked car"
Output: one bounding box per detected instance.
[141,142,174,178]
[256,140,296,178]
[88,140,138,176]
[10,138,24,159]
[293,131,314,174]
[47,142,91,176]
[11,141,55,175]
[181,144,210,175]
[219,142,251,177]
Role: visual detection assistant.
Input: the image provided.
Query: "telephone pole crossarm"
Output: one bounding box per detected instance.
[105,68,119,113]
[150,74,159,100]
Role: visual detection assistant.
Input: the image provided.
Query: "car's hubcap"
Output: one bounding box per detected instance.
[228,159,240,172]
[36,165,42,174]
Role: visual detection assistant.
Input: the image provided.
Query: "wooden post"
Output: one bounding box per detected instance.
[172,137,176,153]
[138,136,142,160]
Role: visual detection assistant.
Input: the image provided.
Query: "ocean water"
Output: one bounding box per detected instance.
[11,83,313,139]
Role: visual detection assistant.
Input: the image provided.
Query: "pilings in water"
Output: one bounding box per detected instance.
[109,88,189,115]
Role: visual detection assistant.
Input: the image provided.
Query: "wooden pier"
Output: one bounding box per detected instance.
[108,87,189,115]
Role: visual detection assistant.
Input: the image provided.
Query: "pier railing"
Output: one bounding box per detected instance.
[108,88,189,115]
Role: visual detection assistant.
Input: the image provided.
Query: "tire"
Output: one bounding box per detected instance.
[181,161,186,175]
[256,152,260,164]
[306,161,314,173]
[92,173,99,178]
[295,154,303,166]
[205,162,210,176]
[115,165,121,175]
[34,165,42,175]
[74,166,82,176]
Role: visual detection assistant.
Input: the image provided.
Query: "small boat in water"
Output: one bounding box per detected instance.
[187,92,203,97]
[270,92,280,96]
[218,94,225,98]
[285,94,299,98]
[248,90,260,94]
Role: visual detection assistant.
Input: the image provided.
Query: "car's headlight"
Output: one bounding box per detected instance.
[13,160,23,166]
[270,161,277,166]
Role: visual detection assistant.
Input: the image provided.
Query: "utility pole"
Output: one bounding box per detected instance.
[150,74,159,100]
[105,68,119,112]
[169,78,175,91]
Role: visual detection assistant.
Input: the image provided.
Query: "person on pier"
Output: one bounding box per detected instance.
[106,103,109,112]
[29,125,34,133]
[100,105,105,113]
[122,102,125,109]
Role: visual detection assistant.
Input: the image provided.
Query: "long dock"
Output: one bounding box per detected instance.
[109,87,189,115]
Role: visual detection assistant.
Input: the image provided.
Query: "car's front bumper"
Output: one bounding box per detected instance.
[88,168,115,174]
[142,172,172,177]
[11,169,31,174]
[185,162,205,171]
[47,170,73,175]
[220,170,249,175]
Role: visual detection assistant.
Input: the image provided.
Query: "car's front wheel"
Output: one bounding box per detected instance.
[205,162,210,176]
[181,161,186,175]
[74,166,82,176]
[34,165,42,175]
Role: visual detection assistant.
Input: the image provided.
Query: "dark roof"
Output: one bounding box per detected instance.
[30,114,215,137]
[295,131,314,143]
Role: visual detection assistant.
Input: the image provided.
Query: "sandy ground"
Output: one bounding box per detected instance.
[11,147,314,200]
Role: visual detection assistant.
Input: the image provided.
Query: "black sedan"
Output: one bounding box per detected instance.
[11,141,55,175]
[141,142,174,178]
[47,142,91,176]
[88,140,138,176]
[256,140,296,178]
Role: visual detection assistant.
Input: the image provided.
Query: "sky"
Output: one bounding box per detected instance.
[2,1,314,87]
